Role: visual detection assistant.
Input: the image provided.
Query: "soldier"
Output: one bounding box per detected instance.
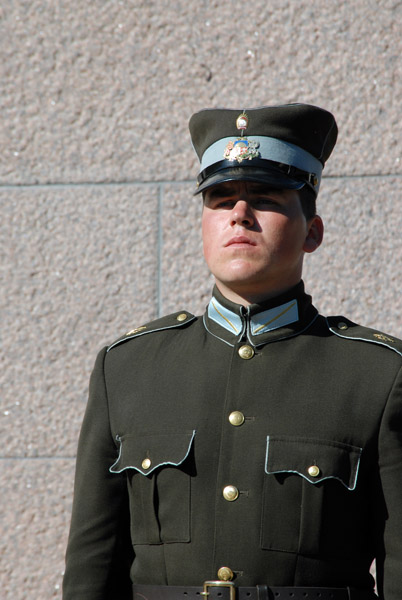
[63,104,402,600]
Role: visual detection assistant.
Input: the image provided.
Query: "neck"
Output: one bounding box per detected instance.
[214,279,303,307]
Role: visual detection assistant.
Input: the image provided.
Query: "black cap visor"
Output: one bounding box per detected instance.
[194,159,314,196]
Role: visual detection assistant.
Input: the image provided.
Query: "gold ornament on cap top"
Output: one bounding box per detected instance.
[236,111,249,132]
[223,111,260,163]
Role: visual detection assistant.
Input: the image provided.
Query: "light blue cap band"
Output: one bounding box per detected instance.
[200,135,323,180]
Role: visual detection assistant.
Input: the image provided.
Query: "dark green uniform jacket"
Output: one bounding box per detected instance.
[63,282,402,600]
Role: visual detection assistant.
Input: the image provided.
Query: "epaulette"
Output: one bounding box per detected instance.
[107,310,196,352]
[326,316,402,358]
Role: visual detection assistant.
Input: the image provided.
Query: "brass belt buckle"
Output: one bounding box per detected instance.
[201,581,235,600]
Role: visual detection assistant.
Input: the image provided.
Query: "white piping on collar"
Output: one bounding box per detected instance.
[203,308,319,348]
[208,296,299,337]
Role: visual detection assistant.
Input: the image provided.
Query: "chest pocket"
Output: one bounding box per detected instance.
[261,435,362,555]
[110,430,196,545]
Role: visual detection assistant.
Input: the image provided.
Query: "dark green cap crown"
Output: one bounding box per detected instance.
[189,103,338,196]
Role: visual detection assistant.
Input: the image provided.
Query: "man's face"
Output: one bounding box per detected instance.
[201,181,323,303]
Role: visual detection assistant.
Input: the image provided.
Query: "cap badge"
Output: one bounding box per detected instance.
[223,138,260,163]
[223,111,260,163]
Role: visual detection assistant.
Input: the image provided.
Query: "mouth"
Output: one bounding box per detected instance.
[225,236,257,247]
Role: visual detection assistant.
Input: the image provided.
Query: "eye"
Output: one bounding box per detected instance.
[207,198,236,209]
[218,200,236,208]
[253,196,277,207]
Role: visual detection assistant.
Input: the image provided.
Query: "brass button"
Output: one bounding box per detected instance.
[223,485,239,502]
[217,567,234,581]
[229,411,245,427]
[177,313,187,322]
[142,458,152,470]
[238,345,254,360]
[307,465,320,477]
[337,322,348,330]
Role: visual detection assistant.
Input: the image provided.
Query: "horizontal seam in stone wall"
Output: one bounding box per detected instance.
[0,173,401,190]
[0,456,77,460]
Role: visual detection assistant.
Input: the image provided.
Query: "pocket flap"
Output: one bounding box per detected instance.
[110,430,196,475]
[265,435,362,490]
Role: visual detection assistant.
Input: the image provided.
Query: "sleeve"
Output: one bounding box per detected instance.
[63,347,134,600]
[376,364,402,600]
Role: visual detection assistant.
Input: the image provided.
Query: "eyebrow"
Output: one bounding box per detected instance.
[205,187,237,199]
[248,185,284,196]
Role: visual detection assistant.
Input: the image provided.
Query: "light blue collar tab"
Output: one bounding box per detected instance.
[250,300,299,335]
[208,297,243,335]
[208,296,299,337]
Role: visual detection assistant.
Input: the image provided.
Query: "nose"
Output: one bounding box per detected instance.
[230,200,254,227]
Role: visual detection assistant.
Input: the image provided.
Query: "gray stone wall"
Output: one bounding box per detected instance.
[1,1,401,597]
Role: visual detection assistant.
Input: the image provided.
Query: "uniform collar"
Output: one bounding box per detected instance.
[203,281,318,347]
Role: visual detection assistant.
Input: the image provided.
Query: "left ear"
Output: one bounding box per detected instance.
[303,215,324,254]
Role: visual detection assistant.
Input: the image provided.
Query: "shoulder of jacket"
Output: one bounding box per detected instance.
[326,315,402,357]
[107,310,197,352]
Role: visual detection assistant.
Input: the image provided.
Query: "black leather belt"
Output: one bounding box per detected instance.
[132,583,378,600]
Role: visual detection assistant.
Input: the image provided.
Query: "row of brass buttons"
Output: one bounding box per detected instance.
[222,331,319,578]
[225,347,248,534]
[221,338,242,575]
[224,348,249,523]
[224,388,242,583]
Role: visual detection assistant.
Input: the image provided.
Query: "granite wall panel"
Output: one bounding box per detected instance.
[0,459,74,599]
[1,0,400,184]
[1,185,159,459]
